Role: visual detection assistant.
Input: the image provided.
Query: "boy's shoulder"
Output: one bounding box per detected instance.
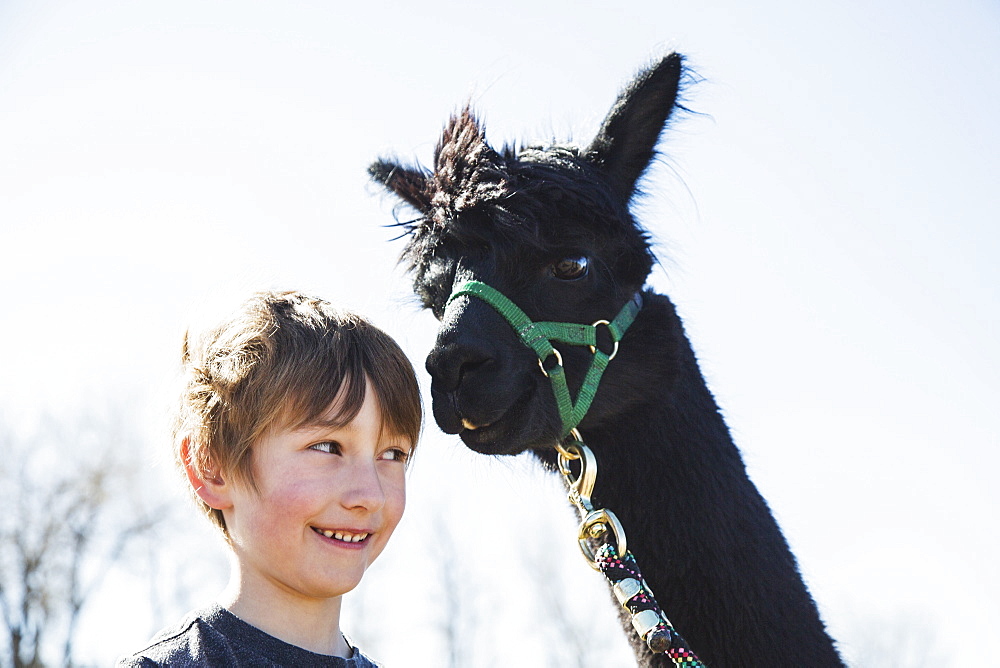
[116,605,381,667]
[115,606,230,667]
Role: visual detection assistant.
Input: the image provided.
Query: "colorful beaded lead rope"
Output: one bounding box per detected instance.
[595,543,706,666]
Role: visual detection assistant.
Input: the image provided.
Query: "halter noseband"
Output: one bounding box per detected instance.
[446,280,642,438]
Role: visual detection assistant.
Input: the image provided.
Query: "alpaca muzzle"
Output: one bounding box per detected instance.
[445,280,642,439]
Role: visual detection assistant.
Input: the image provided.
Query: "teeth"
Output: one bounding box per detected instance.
[462,419,478,430]
[318,529,368,543]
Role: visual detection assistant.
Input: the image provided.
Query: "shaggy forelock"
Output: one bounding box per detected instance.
[401,109,650,277]
[430,107,511,215]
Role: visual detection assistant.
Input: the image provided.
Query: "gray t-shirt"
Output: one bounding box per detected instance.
[116,605,379,667]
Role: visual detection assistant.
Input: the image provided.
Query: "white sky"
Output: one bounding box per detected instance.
[1,1,998,666]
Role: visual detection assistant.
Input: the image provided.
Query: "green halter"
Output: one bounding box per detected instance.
[446,280,643,438]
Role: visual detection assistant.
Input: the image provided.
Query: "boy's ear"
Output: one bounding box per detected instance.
[181,438,233,511]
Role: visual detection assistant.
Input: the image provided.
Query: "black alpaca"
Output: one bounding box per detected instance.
[370,54,843,667]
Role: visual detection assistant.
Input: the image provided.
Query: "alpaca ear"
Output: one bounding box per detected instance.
[586,53,684,201]
[369,159,433,213]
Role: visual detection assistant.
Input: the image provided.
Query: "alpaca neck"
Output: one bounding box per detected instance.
[578,293,843,667]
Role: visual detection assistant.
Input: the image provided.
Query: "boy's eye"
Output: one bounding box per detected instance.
[379,448,411,464]
[309,441,341,455]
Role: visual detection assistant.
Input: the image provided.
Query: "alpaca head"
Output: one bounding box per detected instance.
[371,54,685,457]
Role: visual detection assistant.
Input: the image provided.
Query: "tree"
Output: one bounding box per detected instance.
[517,498,636,668]
[845,612,951,668]
[427,512,478,668]
[0,411,162,668]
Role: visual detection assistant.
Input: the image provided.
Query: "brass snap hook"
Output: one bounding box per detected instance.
[578,508,628,570]
[557,433,596,512]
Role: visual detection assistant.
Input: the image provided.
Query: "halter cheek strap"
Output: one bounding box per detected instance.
[446,280,642,438]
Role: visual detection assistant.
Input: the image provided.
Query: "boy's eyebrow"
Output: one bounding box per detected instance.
[292,417,353,433]
[292,419,413,446]
[285,403,356,432]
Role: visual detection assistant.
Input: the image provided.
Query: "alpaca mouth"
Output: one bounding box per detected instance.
[456,407,514,451]
[452,387,545,455]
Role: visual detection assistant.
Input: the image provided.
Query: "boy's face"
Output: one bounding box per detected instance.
[222,383,410,605]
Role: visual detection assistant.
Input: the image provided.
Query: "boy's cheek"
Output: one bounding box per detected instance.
[385,485,406,525]
[377,487,407,551]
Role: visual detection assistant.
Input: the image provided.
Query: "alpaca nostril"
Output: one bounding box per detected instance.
[426,342,493,393]
[457,355,490,380]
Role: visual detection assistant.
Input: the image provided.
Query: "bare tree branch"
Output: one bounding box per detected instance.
[0,411,163,668]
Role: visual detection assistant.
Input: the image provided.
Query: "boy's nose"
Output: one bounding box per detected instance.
[340,461,386,512]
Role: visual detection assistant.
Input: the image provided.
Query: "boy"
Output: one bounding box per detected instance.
[119,291,421,667]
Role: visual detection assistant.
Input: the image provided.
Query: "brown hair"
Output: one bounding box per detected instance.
[176,290,422,533]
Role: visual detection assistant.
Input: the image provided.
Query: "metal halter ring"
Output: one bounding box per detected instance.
[555,428,584,460]
[537,347,563,378]
[588,320,620,360]
[578,507,628,570]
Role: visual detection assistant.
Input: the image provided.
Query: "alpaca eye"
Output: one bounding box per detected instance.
[550,256,589,280]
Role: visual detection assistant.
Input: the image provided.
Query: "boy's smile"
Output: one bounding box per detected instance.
[311,528,370,544]
[216,382,410,616]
